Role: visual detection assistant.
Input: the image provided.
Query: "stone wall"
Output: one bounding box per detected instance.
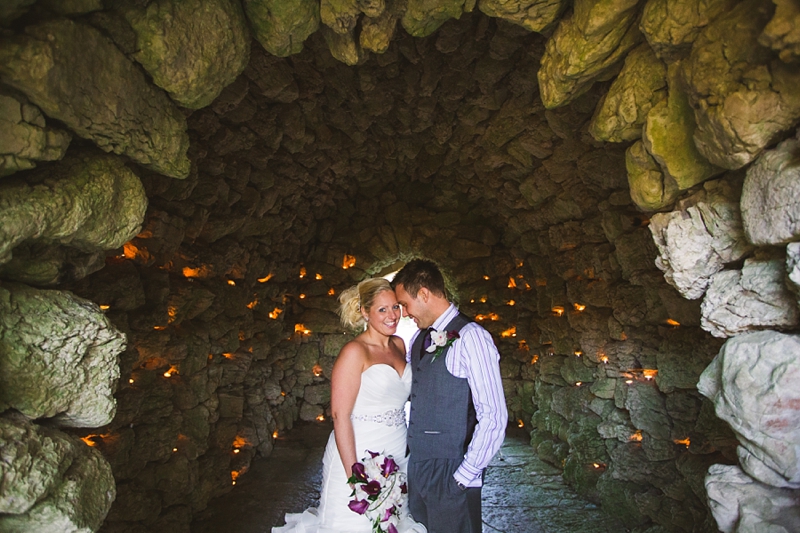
[1,1,799,533]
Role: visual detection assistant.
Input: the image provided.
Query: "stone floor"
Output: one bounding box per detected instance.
[193,422,627,533]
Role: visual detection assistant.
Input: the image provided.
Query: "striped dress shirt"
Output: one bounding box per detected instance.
[407,303,508,487]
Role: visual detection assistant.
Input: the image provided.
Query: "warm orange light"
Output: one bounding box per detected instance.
[315,273,323,280]
[233,435,250,451]
[674,437,691,448]
[483,275,490,280]
[593,463,605,469]
[518,340,529,351]
[312,364,323,377]
[342,254,356,269]
[231,470,242,485]
[508,277,517,288]
[573,303,586,312]
[299,293,306,299]
[517,419,524,428]
[281,391,286,397]
[182,266,210,279]
[552,306,564,317]
[99,304,110,311]
[227,280,236,286]
[630,430,643,442]
[269,308,282,319]
[258,273,274,283]
[81,435,99,447]
[172,447,178,452]
[501,326,517,338]
[515,259,524,268]
[666,318,680,327]
[475,312,499,322]
[328,288,335,296]
[316,414,325,421]
[299,266,307,278]
[153,325,167,330]
[506,300,515,306]
[295,323,311,335]
[625,379,634,385]
[128,378,134,384]
[575,381,582,387]
[574,350,583,357]
[600,355,609,364]
[643,369,658,381]
[470,299,475,303]
[530,354,539,364]
[233,448,240,454]
[122,242,147,261]
[222,352,235,359]
[479,296,487,303]
[247,298,259,309]
[272,430,279,439]
[163,366,178,378]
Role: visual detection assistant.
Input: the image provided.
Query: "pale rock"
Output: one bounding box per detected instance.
[122,0,251,109]
[650,179,753,299]
[705,464,800,533]
[682,0,800,170]
[698,331,800,487]
[537,0,642,109]
[243,0,320,57]
[0,19,190,178]
[0,283,125,427]
[589,43,667,143]
[640,0,740,61]
[759,0,800,63]
[700,254,799,338]
[787,242,800,307]
[478,0,566,33]
[740,131,800,246]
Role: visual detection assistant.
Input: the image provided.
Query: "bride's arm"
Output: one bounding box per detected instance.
[330,342,365,478]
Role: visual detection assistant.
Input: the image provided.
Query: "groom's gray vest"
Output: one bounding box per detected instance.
[407,312,476,461]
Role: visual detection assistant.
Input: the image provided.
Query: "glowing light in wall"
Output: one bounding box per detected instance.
[552,306,564,317]
[342,255,356,269]
[299,267,307,278]
[258,273,274,283]
[269,308,282,319]
[507,277,517,288]
[573,303,586,312]
[501,326,516,338]
[295,324,311,335]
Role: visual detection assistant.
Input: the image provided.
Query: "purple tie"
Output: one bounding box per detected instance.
[421,328,433,355]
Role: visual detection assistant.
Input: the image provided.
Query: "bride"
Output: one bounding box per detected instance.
[273,278,426,533]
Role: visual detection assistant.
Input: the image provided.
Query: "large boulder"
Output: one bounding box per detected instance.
[626,139,678,212]
[478,0,566,33]
[243,0,320,57]
[589,43,667,143]
[700,253,799,338]
[650,179,753,300]
[402,0,474,37]
[537,0,642,109]
[740,131,800,246]
[361,0,404,54]
[642,62,723,191]
[0,283,125,427]
[682,0,800,170]
[759,0,800,63]
[0,152,147,268]
[639,0,740,61]
[705,464,800,533]
[0,19,190,178]
[698,331,800,488]
[0,91,70,177]
[0,415,116,532]
[122,0,251,110]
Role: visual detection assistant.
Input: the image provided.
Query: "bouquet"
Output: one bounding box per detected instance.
[347,450,408,533]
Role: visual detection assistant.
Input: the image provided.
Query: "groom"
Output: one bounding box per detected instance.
[392,259,507,533]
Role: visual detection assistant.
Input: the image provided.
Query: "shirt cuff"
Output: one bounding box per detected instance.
[454,461,483,488]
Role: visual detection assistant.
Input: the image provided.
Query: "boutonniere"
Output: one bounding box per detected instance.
[426,329,460,362]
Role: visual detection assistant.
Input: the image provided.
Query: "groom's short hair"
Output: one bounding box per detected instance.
[391,259,447,299]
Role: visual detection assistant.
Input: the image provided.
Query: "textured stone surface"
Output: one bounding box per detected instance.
[639,0,739,60]
[642,62,722,191]
[243,0,320,57]
[705,464,800,533]
[626,139,678,212]
[787,242,800,308]
[0,152,147,268]
[122,0,251,110]
[360,0,402,53]
[0,283,125,426]
[700,254,799,338]
[0,420,116,533]
[0,0,35,26]
[650,179,753,300]
[759,0,800,63]
[740,131,800,246]
[402,0,474,37]
[537,0,641,109]
[589,43,667,143]
[478,0,565,33]
[682,0,800,170]
[0,91,71,177]
[0,19,190,178]
[699,331,800,487]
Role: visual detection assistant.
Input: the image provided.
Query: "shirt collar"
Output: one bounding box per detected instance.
[431,303,458,332]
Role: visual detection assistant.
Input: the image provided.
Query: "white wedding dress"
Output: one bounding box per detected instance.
[273,363,427,533]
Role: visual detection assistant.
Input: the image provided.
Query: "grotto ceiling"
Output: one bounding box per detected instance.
[1,0,800,532]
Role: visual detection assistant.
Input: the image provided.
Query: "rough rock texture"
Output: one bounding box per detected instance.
[0,0,35,26]
[0,91,71,177]
[0,415,116,533]
[759,0,800,63]
[639,0,740,61]
[243,0,320,57]
[0,19,190,178]
[787,242,800,307]
[699,330,800,488]
[642,62,723,191]
[650,179,753,300]
[320,0,360,34]
[625,139,678,212]
[682,0,800,170]
[706,464,800,533]
[37,0,104,15]
[589,43,667,143]
[360,1,402,53]
[700,253,799,338]
[478,0,566,33]
[0,152,147,268]
[402,0,475,37]
[0,282,125,426]
[322,25,363,65]
[122,0,251,110]
[537,0,642,109]
[740,131,800,246]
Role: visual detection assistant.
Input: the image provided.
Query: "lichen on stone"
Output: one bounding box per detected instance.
[402,0,476,37]
[625,140,678,212]
[243,0,320,57]
[478,0,566,33]
[759,0,800,64]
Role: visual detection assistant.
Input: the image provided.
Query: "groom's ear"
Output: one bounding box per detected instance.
[418,287,430,303]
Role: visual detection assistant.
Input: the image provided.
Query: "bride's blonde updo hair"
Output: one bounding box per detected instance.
[338,278,393,331]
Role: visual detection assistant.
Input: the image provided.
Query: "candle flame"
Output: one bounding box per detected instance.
[247,298,259,309]
[295,324,311,335]
[299,267,307,278]
[153,325,167,330]
[643,369,658,380]
[258,273,274,283]
[342,255,356,269]
[99,304,110,311]
[507,277,517,288]
[517,419,524,428]
[312,364,323,377]
[182,266,210,279]
[483,275,490,280]
[573,303,586,312]
[630,430,643,442]
[674,437,690,448]
[227,280,236,286]
[600,355,609,364]
[575,381,582,387]
[552,306,564,317]
[506,300,515,306]
[501,326,517,338]
[574,350,583,357]
[269,308,282,319]
[530,354,539,364]
[315,273,323,280]
[316,414,325,421]
[299,294,306,299]
[328,288,335,296]
[272,430,279,439]
[666,318,680,327]
[475,313,499,321]
[163,366,178,378]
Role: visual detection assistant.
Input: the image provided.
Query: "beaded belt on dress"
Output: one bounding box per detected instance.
[350,408,406,427]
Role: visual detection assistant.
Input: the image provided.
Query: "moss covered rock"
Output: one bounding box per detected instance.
[478,0,566,33]
[123,0,251,110]
[626,140,679,212]
[0,19,190,178]
[243,0,320,57]
[402,0,475,37]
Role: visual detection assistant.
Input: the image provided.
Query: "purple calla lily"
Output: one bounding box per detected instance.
[381,457,398,477]
[400,482,407,494]
[368,450,380,458]
[348,498,369,515]
[382,505,396,522]
[363,480,382,496]
[388,524,398,533]
[351,462,368,483]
